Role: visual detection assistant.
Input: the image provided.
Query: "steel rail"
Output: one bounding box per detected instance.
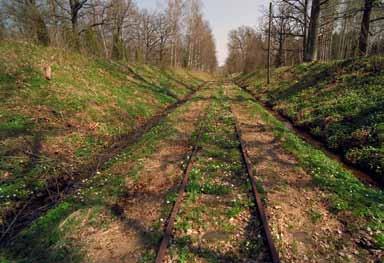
[155,107,208,263]
[231,106,281,263]
[156,101,280,263]
[154,143,198,263]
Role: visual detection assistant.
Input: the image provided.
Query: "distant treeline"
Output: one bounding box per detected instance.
[225,0,384,73]
[0,0,217,72]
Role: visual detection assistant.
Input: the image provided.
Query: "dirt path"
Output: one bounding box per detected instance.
[231,86,378,262]
[80,91,211,262]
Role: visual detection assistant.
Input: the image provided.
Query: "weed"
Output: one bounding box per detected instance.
[308,208,323,224]
[227,199,250,218]
[201,183,231,195]
[139,251,156,263]
[0,114,33,137]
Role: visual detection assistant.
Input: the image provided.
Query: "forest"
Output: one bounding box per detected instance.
[225,0,384,72]
[0,0,217,72]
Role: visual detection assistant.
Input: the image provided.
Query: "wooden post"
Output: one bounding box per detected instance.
[267,2,272,85]
[43,64,52,80]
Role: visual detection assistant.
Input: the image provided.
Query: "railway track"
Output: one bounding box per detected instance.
[155,114,205,262]
[154,102,280,263]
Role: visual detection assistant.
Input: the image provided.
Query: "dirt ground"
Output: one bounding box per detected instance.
[232,100,380,263]
[80,98,209,263]
[61,84,383,263]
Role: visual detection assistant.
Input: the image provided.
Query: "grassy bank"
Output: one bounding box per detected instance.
[0,41,211,232]
[235,57,384,183]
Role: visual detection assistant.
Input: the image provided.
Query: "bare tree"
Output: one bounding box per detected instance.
[3,0,50,45]
[134,9,159,63]
[226,26,265,73]
[109,0,135,59]
[167,0,183,67]
[0,0,217,72]
[182,0,216,71]
[68,0,89,33]
[155,12,172,64]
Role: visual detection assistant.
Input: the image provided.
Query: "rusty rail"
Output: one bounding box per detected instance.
[156,102,280,262]
[155,144,198,263]
[155,107,208,263]
[232,106,281,263]
[155,99,209,263]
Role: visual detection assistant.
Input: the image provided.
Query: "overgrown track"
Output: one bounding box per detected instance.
[155,103,280,263]
[155,109,207,263]
[0,81,212,246]
[232,107,280,263]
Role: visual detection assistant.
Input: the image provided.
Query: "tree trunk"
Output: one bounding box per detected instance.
[304,0,321,62]
[338,16,347,59]
[276,31,285,67]
[358,0,373,56]
[303,0,308,60]
[0,20,4,40]
[27,0,50,45]
[111,33,120,59]
[112,20,123,59]
[69,0,88,34]
[71,12,78,33]
[35,14,50,45]
[267,2,272,84]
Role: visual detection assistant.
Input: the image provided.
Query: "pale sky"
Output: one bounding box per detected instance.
[138,0,269,66]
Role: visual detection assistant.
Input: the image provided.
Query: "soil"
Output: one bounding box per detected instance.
[82,99,209,262]
[5,83,382,263]
[232,101,380,263]
[0,84,206,246]
[165,93,270,262]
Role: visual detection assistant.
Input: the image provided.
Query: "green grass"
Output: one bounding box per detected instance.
[233,88,384,250]
[235,57,384,182]
[169,87,263,262]
[227,199,250,218]
[0,114,33,137]
[0,40,210,234]
[0,91,205,262]
[308,208,323,224]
